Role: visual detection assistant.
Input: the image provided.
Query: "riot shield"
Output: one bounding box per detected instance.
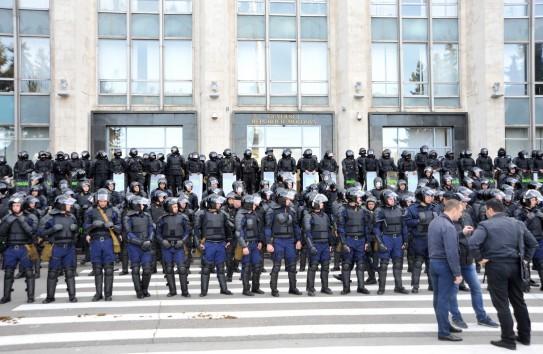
[366,171,378,189]
[222,173,235,194]
[302,172,319,190]
[407,171,418,192]
[113,173,125,193]
[189,173,203,203]
[263,172,275,184]
[386,171,398,189]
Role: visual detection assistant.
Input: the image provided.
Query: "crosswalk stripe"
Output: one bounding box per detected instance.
[3,323,543,346]
[15,292,543,311]
[3,307,543,327]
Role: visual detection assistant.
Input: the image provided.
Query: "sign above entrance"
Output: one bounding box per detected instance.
[250,113,317,125]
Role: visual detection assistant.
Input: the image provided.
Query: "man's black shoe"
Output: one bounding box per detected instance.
[438,334,462,342]
[515,336,530,346]
[490,340,516,350]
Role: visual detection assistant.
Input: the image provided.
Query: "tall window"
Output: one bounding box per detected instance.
[0,0,50,163]
[98,0,193,107]
[237,0,329,107]
[371,0,459,108]
[504,0,543,151]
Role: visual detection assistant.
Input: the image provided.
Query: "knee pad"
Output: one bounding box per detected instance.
[253,261,263,274]
[177,264,188,276]
[47,270,59,280]
[64,268,75,279]
[380,258,390,267]
[131,266,141,276]
[202,262,213,275]
[355,259,365,269]
[392,258,403,269]
[342,261,352,272]
[216,263,226,274]
[309,262,319,272]
[104,267,114,276]
[286,262,297,273]
[142,266,153,277]
[321,261,330,272]
[271,262,281,274]
[165,263,174,275]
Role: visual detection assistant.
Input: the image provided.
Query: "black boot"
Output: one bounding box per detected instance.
[287,262,302,295]
[0,269,14,304]
[306,262,317,296]
[411,259,422,293]
[356,261,370,294]
[242,264,254,296]
[34,259,41,279]
[365,257,377,284]
[200,262,212,297]
[393,259,409,294]
[377,259,388,295]
[104,263,114,301]
[25,270,35,303]
[65,268,77,302]
[270,262,280,297]
[42,269,58,303]
[299,248,307,272]
[165,264,177,297]
[217,264,233,295]
[251,261,264,294]
[92,265,103,301]
[320,261,333,294]
[331,250,341,271]
[80,246,90,265]
[131,264,143,299]
[119,241,129,275]
[340,262,351,295]
[178,263,190,298]
[141,265,152,297]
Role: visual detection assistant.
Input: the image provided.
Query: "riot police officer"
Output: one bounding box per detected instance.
[126,148,145,187]
[494,147,511,172]
[277,149,297,175]
[374,190,409,295]
[476,148,493,177]
[240,149,259,194]
[405,187,440,293]
[261,148,278,182]
[319,150,338,177]
[34,151,53,176]
[194,194,234,297]
[14,151,34,184]
[441,151,459,177]
[235,194,265,296]
[415,145,429,178]
[398,150,416,182]
[377,149,397,181]
[205,152,221,188]
[92,151,110,190]
[38,195,79,303]
[124,196,155,299]
[357,148,367,189]
[83,188,122,301]
[303,193,334,296]
[53,151,71,186]
[165,146,185,196]
[459,149,476,177]
[341,150,358,188]
[265,189,302,297]
[337,188,370,295]
[0,196,38,304]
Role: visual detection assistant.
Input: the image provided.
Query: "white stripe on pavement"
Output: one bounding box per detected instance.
[15,292,543,311]
[3,323,542,347]
[2,307,539,326]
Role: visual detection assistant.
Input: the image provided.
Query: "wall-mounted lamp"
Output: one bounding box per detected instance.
[356,112,362,121]
[211,112,218,120]
[491,82,504,98]
[57,79,69,97]
[354,81,364,98]
[210,81,219,98]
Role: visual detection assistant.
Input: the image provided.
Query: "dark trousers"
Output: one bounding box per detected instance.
[486,261,531,344]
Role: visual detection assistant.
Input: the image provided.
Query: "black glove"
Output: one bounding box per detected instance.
[342,244,350,253]
[174,240,184,250]
[104,221,114,229]
[161,239,172,249]
[92,220,104,228]
[377,243,388,253]
[69,224,78,232]
[141,240,152,251]
[310,246,318,255]
[52,224,64,232]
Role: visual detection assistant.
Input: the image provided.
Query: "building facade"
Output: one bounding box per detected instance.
[0,0,541,168]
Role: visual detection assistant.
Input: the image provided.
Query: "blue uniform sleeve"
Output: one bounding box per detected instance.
[404,205,419,228]
[373,210,385,237]
[125,217,136,241]
[83,209,94,234]
[337,210,346,236]
[265,210,274,244]
[155,218,164,242]
[401,217,408,243]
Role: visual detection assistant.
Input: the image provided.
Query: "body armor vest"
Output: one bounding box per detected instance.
[320,159,337,173]
[94,160,110,174]
[261,158,277,172]
[383,207,403,235]
[91,207,114,237]
[477,156,493,172]
[494,157,511,170]
[167,154,183,174]
[202,211,226,241]
[365,158,377,172]
[244,212,259,241]
[343,159,357,174]
[272,207,294,238]
[51,214,76,244]
[7,218,32,244]
[278,158,295,172]
[344,206,364,236]
[524,209,543,240]
[161,214,185,241]
[416,208,435,236]
[220,158,235,173]
[110,158,125,173]
[311,212,329,242]
[205,160,219,174]
[129,213,150,241]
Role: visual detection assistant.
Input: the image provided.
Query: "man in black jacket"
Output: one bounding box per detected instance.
[469,198,538,350]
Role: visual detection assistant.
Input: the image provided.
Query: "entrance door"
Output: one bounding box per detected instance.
[108,126,183,157]
[246,125,320,161]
